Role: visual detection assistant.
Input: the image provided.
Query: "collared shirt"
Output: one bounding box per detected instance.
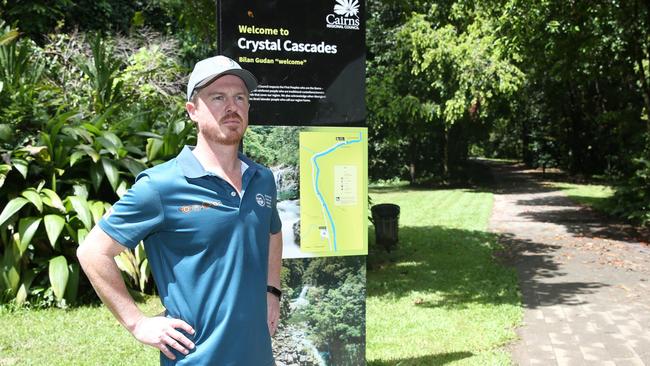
[99,146,281,366]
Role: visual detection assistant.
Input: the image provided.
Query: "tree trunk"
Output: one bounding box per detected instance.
[632,0,650,133]
[442,127,449,179]
[566,81,586,174]
[521,112,532,166]
[408,136,417,184]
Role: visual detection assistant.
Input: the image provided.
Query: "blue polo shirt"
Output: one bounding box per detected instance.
[98,146,281,366]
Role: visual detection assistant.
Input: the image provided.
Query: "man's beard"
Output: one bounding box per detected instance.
[202,112,246,146]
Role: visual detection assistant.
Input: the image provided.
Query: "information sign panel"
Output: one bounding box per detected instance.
[218,0,366,126]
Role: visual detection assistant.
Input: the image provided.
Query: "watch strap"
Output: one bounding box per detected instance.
[267,285,282,300]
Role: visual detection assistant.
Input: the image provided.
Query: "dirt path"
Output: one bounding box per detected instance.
[487,162,650,366]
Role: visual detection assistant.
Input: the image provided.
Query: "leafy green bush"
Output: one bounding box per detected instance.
[611,157,650,225]
[0,28,192,307]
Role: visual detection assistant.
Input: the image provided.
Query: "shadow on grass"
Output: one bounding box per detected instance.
[369,185,411,194]
[367,351,473,366]
[368,226,519,308]
[563,194,614,212]
[368,226,609,309]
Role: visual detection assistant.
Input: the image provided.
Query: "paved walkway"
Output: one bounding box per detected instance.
[488,163,650,366]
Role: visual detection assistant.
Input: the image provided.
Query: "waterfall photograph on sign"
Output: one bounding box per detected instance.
[272,256,366,366]
[244,125,307,258]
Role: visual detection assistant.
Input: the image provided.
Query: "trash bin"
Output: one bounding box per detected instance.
[371,203,400,251]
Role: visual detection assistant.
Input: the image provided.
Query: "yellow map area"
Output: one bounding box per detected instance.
[299,127,368,256]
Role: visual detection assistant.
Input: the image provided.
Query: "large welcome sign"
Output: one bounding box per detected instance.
[218,0,366,126]
[218,2,367,365]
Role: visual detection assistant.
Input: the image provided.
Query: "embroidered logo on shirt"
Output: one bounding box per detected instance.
[179,200,222,213]
[256,194,265,207]
[255,193,273,208]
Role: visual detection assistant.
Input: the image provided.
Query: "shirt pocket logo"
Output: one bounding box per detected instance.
[179,200,222,213]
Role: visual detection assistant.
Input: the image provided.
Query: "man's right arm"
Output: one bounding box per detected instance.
[77,226,195,360]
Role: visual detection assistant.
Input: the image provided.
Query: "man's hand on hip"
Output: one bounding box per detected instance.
[132,315,195,360]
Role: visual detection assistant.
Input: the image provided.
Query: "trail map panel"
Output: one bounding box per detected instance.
[299,127,368,256]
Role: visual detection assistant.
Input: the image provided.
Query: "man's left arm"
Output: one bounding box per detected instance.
[267,231,282,336]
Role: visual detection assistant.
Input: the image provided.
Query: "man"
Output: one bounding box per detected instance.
[77,55,283,366]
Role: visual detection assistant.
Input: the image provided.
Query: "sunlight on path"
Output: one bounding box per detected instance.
[489,163,650,366]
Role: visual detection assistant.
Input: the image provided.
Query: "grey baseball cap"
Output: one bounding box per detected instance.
[186,55,258,101]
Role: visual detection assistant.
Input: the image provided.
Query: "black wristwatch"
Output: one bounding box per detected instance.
[267,285,282,300]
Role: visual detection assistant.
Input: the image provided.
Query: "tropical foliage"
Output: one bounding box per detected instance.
[2,0,650,306]
[0,21,198,306]
[367,0,650,225]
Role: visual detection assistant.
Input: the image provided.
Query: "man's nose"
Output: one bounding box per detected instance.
[224,97,236,113]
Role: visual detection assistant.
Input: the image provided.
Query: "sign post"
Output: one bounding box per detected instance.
[218,1,367,364]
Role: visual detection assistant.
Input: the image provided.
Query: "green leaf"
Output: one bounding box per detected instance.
[0,27,19,46]
[2,264,20,294]
[64,263,80,304]
[0,164,11,188]
[64,223,78,243]
[89,201,105,225]
[101,158,120,191]
[102,132,123,149]
[139,258,150,292]
[0,197,29,227]
[44,214,66,248]
[62,125,93,144]
[96,136,119,157]
[115,251,137,282]
[41,188,66,212]
[21,188,43,213]
[68,196,93,230]
[135,242,146,263]
[77,228,89,244]
[134,131,162,139]
[116,180,128,198]
[90,163,104,192]
[70,151,85,166]
[73,184,89,200]
[49,256,69,301]
[146,138,163,161]
[75,144,100,163]
[15,270,34,305]
[3,236,21,266]
[15,269,38,305]
[12,158,28,178]
[81,123,102,135]
[120,157,147,177]
[123,145,145,156]
[18,217,42,255]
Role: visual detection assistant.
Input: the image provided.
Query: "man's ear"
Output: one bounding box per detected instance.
[185,101,198,122]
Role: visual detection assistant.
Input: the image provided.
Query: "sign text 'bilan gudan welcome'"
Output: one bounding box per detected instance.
[218,0,365,126]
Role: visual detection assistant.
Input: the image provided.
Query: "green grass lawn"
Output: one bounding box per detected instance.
[0,186,521,366]
[0,296,163,366]
[367,188,521,366]
[551,182,615,213]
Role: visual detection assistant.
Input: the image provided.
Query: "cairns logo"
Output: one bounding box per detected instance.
[326,0,360,30]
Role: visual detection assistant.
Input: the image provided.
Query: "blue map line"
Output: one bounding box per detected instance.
[311,132,363,251]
